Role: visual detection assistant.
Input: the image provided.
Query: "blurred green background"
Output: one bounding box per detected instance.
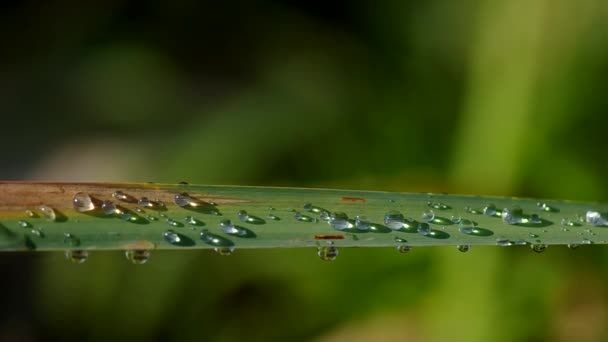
[1,0,608,341]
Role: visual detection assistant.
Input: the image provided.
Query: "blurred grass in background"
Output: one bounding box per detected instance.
[1,0,608,341]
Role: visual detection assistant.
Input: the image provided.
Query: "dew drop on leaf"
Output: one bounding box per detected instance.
[112,191,137,203]
[317,245,339,261]
[38,205,57,221]
[73,192,95,212]
[421,210,435,222]
[457,245,470,253]
[384,211,406,230]
[125,250,150,264]
[329,212,352,230]
[530,244,547,253]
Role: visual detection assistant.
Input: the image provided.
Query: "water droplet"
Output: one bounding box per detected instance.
[428,201,450,210]
[396,245,411,253]
[450,215,462,224]
[36,205,57,221]
[530,244,547,253]
[421,210,435,222]
[266,214,280,220]
[30,228,44,237]
[417,222,431,236]
[329,212,352,230]
[237,210,250,222]
[465,206,482,215]
[65,250,88,264]
[63,233,81,246]
[125,250,150,264]
[219,219,236,234]
[294,212,314,222]
[529,233,539,238]
[135,207,145,213]
[582,238,593,245]
[214,247,235,256]
[174,193,196,207]
[317,244,339,261]
[502,207,525,225]
[166,218,182,227]
[17,220,31,228]
[515,240,528,246]
[200,230,234,247]
[25,210,36,218]
[457,245,470,253]
[112,191,137,203]
[384,211,406,230]
[568,244,580,249]
[483,204,498,216]
[101,200,118,216]
[529,214,542,225]
[319,211,330,221]
[537,202,559,212]
[586,211,608,226]
[147,215,158,221]
[354,216,371,231]
[561,218,580,227]
[73,192,95,212]
[496,239,513,247]
[138,197,164,210]
[304,203,325,214]
[163,230,182,245]
[185,216,204,226]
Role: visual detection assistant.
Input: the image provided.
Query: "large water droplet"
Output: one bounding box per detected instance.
[457,245,470,253]
[65,250,88,264]
[417,222,431,236]
[113,191,138,203]
[38,205,56,221]
[450,214,462,224]
[582,238,593,245]
[354,216,371,231]
[220,219,239,235]
[329,212,352,230]
[125,250,150,264]
[530,244,547,253]
[101,200,118,216]
[163,230,182,245]
[384,211,407,230]
[502,207,525,225]
[483,204,498,217]
[458,220,493,236]
[317,244,339,261]
[421,210,435,222]
[585,211,608,226]
[73,192,95,212]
